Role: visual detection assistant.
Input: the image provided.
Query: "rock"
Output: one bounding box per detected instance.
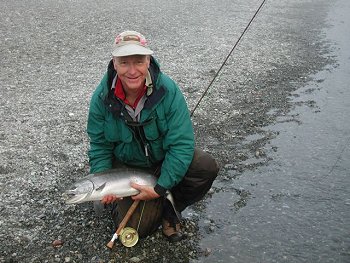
[52,239,64,248]
[129,256,141,262]
[203,247,212,257]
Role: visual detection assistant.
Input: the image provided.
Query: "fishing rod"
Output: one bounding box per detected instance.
[190,0,267,117]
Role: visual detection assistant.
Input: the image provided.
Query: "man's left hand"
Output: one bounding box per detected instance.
[130,183,160,201]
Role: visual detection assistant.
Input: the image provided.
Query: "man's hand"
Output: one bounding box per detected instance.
[101,195,123,204]
[130,183,160,201]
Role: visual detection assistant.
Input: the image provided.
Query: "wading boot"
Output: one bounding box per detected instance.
[162,199,183,242]
[162,218,183,242]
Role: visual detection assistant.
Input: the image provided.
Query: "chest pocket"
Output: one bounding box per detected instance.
[143,112,168,141]
[104,115,132,143]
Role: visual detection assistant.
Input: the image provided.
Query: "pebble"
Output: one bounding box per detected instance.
[129,257,141,262]
[52,239,64,248]
[204,247,212,257]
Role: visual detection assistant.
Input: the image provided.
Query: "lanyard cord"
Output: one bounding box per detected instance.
[190,0,267,117]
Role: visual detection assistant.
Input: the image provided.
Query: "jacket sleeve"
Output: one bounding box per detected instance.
[155,76,195,193]
[86,77,114,173]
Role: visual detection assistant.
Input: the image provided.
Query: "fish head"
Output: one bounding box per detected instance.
[63,179,94,204]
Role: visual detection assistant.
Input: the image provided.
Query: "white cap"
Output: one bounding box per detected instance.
[112,30,153,57]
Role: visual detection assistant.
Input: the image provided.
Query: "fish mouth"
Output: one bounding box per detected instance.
[63,191,89,204]
[63,179,94,204]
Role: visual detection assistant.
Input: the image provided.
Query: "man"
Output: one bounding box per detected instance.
[87,30,219,242]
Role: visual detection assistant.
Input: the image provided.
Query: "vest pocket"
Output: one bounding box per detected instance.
[143,118,167,161]
[143,123,160,140]
[143,116,168,141]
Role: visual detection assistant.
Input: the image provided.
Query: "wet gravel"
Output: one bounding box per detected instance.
[0,0,337,262]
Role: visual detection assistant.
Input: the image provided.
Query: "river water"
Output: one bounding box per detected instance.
[192,1,350,262]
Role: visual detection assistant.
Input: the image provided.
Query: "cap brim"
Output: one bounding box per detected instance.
[112,44,153,57]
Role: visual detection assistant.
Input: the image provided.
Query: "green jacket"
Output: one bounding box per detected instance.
[87,57,195,194]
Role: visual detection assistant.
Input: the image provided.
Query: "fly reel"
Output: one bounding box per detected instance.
[119,227,139,247]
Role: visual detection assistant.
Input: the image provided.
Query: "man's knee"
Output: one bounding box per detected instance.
[172,149,219,211]
[188,149,219,179]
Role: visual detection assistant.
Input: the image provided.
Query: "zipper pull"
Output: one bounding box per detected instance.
[144,144,149,157]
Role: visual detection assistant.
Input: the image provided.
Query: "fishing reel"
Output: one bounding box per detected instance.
[119,227,139,247]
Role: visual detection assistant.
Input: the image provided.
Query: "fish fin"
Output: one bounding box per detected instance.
[95,182,106,192]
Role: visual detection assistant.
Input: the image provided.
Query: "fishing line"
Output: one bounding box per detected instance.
[190,0,267,117]
[136,200,146,232]
[327,136,350,176]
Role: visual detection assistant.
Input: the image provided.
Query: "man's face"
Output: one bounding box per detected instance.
[113,55,150,93]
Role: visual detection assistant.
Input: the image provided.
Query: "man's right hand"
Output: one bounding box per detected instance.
[101,194,123,204]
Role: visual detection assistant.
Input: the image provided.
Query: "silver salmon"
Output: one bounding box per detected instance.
[63,168,157,204]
